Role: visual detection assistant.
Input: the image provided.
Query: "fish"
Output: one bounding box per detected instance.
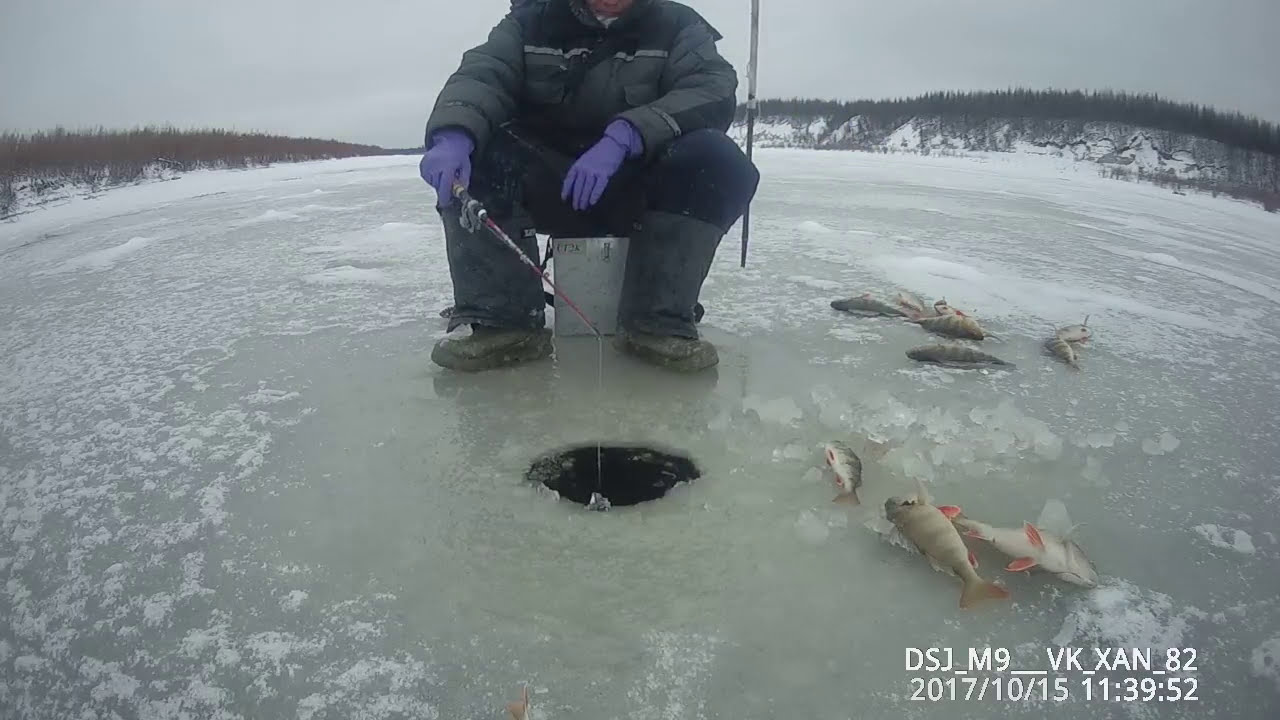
[507,684,530,720]
[951,508,1098,588]
[1055,315,1092,344]
[824,441,863,505]
[907,312,992,340]
[1043,336,1081,369]
[895,291,928,315]
[831,292,909,317]
[883,480,1012,609]
[905,343,1013,368]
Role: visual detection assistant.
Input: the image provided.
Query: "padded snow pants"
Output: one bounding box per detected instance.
[437,122,760,338]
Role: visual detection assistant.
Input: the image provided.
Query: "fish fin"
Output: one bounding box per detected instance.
[1006,557,1038,572]
[960,577,1011,609]
[968,550,979,569]
[833,491,861,506]
[1036,499,1074,537]
[1063,522,1086,539]
[1024,522,1045,550]
[937,505,963,519]
[912,477,931,506]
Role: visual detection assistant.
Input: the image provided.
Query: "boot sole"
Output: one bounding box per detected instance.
[431,331,553,372]
[615,335,719,372]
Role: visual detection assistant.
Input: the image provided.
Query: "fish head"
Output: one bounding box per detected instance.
[883,494,917,523]
[1056,540,1099,587]
[1057,324,1093,343]
[823,443,854,490]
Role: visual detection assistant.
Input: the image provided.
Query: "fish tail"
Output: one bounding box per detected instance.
[960,576,1011,609]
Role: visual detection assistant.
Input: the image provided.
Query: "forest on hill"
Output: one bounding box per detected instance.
[1,126,388,219]
[736,89,1280,158]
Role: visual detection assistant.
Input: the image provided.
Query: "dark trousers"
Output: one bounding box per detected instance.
[438,122,760,335]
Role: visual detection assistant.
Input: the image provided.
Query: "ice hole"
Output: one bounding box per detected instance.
[526,444,700,507]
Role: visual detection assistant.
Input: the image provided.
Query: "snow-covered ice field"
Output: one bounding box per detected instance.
[2,149,1279,718]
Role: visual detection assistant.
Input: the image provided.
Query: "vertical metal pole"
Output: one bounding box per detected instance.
[739,0,760,268]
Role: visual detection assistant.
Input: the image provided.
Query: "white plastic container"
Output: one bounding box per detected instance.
[548,235,630,337]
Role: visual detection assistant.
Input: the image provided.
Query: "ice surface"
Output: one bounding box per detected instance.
[1052,578,1206,653]
[2,150,1279,719]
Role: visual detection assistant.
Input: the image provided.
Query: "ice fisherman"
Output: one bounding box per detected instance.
[419,0,761,373]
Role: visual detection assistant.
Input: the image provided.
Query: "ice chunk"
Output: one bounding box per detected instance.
[1158,432,1181,453]
[801,467,825,485]
[1032,426,1064,461]
[281,590,309,612]
[786,274,843,290]
[773,442,809,462]
[811,385,854,427]
[1252,638,1280,692]
[1081,456,1109,487]
[1141,438,1162,455]
[1114,420,1131,433]
[796,220,834,234]
[1085,431,1116,448]
[742,394,802,427]
[1191,524,1255,555]
[988,430,1014,455]
[794,510,830,545]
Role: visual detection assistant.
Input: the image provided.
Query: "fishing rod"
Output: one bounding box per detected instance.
[739,0,761,268]
[449,181,602,338]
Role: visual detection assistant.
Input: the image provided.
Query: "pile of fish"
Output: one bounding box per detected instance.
[830,289,1096,371]
[821,442,1098,610]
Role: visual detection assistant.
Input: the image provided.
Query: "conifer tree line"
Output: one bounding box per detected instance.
[737,89,1280,157]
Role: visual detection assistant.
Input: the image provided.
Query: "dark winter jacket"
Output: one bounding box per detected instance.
[424,0,738,162]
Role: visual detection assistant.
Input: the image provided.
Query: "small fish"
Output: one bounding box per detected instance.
[906,343,1013,368]
[507,684,530,720]
[831,292,908,317]
[883,480,1012,609]
[1055,315,1092,344]
[952,514,1098,588]
[824,441,863,505]
[908,313,991,340]
[1043,336,1081,369]
[895,291,927,315]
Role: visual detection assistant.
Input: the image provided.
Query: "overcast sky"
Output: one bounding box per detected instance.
[2,0,1277,148]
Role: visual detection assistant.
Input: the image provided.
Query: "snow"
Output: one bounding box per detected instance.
[1192,524,1257,555]
[2,149,1279,719]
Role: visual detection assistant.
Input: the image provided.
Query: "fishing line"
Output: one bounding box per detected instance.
[450,183,606,497]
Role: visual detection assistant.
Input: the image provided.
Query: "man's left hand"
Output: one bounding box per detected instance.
[561,120,643,211]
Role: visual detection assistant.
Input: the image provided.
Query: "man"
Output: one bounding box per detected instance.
[420,0,760,373]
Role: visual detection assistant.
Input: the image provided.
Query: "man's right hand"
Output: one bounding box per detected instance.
[420,129,475,208]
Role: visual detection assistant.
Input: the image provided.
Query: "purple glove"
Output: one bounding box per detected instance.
[561,119,643,211]
[420,129,475,208]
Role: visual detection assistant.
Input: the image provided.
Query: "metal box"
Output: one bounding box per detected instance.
[549,235,629,337]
